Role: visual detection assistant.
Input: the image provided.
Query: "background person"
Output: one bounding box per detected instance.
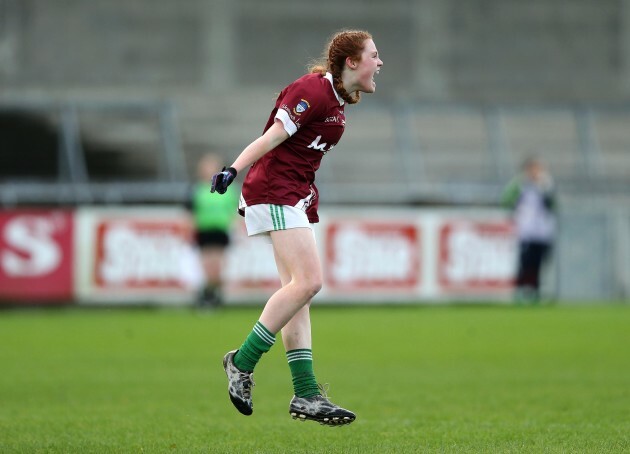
[186,153,239,307]
[502,156,557,303]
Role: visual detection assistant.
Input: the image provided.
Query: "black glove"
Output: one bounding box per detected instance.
[210,166,237,194]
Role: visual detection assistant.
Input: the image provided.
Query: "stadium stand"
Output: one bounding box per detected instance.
[593,110,630,180]
[2,99,628,206]
[1,0,629,207]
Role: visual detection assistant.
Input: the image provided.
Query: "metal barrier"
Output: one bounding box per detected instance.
[549,205,630,301]
[1,100,629,206]
[0,100,186,206]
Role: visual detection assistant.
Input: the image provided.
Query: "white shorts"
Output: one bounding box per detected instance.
[244,204,312,237]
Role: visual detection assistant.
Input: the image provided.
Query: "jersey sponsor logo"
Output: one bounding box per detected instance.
[280,104,299,123]
[307,135,336,153]
[293,99,310,115]
[325,110,345,125]
[296,186,317,211]
[308,135,327,151]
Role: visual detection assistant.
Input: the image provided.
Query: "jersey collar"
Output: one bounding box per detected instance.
[325,72,345,106]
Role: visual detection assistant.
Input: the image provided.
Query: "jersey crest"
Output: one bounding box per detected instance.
[293,99,310,115]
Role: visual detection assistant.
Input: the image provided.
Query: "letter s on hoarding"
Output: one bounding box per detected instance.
[1,216,62,277]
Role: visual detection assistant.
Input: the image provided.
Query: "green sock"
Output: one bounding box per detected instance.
[233,321,275,372]
[286,349,320,398]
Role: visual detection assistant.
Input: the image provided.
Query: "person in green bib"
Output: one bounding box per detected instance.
[187,153,239,306]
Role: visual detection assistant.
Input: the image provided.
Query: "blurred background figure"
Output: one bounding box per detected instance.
[502,156,556,304]
[186,153,239,307]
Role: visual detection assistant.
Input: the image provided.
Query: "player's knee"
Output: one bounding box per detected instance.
[299,277,322,300]
[309,279,323,297]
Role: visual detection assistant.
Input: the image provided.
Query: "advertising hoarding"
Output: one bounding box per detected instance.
[0,210,74,303]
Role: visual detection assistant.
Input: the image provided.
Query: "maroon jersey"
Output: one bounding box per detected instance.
[239,72,345,223]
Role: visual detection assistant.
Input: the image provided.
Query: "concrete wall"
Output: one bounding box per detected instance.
[1,0,629,178]
[2,0,628,99]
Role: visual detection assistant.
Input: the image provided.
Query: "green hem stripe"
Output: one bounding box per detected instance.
[270,205,278,230]
[279,205,286,229]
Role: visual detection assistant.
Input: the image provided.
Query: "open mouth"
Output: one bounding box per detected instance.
[372,69,380,87]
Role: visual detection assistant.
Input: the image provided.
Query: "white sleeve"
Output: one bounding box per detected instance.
[274,108,298,137]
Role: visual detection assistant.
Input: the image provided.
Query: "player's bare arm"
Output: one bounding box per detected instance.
[230,120,289,173]
[211,120,289,193]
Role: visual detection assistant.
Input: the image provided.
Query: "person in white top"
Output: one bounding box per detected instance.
[502,156,556,303]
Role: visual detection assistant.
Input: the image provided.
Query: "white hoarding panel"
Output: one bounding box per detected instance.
[75,206,516,305]
[437,219,516,297]
[75,207,198,305]
[322,219,422,300]
[224,220,281,302]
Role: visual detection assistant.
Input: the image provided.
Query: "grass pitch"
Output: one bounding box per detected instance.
[0,303,628,453]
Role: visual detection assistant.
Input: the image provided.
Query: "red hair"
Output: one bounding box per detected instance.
[309,29,372,105]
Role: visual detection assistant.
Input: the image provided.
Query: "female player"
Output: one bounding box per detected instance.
[211,29,382,426]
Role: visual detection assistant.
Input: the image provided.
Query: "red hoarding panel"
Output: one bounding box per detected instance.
[0,210,74,302]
